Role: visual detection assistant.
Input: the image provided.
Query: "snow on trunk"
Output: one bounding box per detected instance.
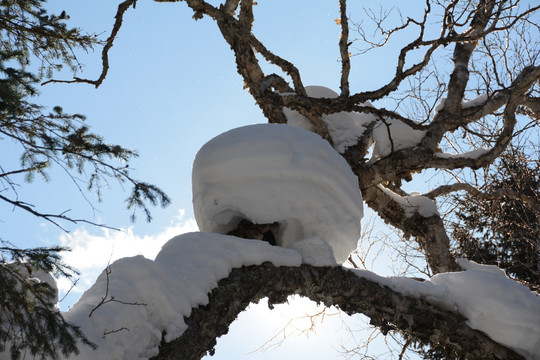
[370,117,426,160]
[192,123,364,264]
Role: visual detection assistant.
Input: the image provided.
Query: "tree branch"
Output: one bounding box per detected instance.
[338,0,351,97]
[152,263,523,360]
[42,0,138,88]
[361,185,458,274]
[443,0,496,114]
[0,193,119,232]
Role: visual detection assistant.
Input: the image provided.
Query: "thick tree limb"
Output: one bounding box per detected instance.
[443,1,495,114]
[361,186,459,274]
[152,263,523,360]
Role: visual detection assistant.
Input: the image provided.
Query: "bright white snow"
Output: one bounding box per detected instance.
[462,93,489,108]
[370,117,426,160]
[353,259,540,360]
[2,235,539,360]
[436,147,489,160]
[282,85,426,160]
[64,242,540,360]
[3,104,539,359]
[60,233,302,360]
[378,185,440,218]
[283,86,376,154]
[433,93,488,118]
[192,123,363,264]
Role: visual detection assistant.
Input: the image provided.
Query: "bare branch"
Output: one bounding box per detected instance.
[424,182,482,199]
[0,193,119,232]
[425,179,539,211]
[42,0,138,88]
[338,0,351,97]
[89,264,146,318]
[0,164,48,178]
[443,0,496,113]
[238,0,254,30]
[248,35,306,95]
[222,0,240,16]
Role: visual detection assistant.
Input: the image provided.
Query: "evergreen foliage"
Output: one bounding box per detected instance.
[452,147,540,288]
[0,241,96,359]
[0,1,170,358]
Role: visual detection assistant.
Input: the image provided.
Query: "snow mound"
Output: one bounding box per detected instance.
[192,123,363,264]
[62,233,302,360]
[283,85,376,154]
[425,261,540,360]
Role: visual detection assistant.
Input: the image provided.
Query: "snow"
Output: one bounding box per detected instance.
[463,93,488,108]
[287,236,337,266]
[282,85,426,160]
[283,86,376,154]
[436,147,489,159]
[3,236,539,360]
[3,104,539,359]
[370,117,426,160]
[378,185,439,218]
[353,259,540,360]
[432,97,446,118]
[59,233,302,360]
[192,123,363,264]
[433,93,488,119]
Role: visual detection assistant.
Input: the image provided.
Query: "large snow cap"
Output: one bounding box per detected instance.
[192,124,363,264]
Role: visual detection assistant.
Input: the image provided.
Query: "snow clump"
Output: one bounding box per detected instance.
[282,85,426,160]
[192,123,363,264]
[283,85,376,154]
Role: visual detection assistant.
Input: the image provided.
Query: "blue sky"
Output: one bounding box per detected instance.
[1,1,432,358]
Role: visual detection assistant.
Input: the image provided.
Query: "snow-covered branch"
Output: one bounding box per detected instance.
[361,185,458,274]
[154,262,527,360]
[58,234,538,360]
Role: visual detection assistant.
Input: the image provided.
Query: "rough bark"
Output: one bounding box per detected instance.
[152,263,523,360]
